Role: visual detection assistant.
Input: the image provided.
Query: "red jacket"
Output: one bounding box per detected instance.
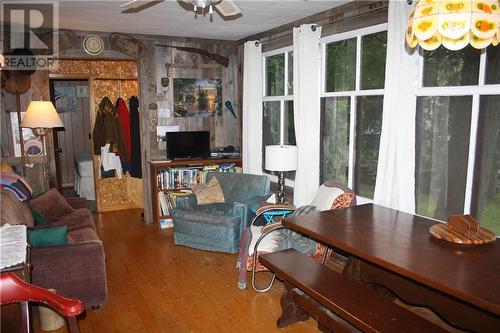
[115,98,131,161]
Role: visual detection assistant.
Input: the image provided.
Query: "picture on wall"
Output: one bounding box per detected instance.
[173,78,222,117]
[54,86,76,113]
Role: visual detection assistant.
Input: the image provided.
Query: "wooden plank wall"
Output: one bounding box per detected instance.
[140,39,240,223]
[52,80,92,186]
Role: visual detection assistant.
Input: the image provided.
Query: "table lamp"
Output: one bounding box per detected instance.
[265,145,297,204]
[20,101,63,190]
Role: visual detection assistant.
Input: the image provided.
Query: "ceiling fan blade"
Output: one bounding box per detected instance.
[214,0,241,17]
[121,0,164,14]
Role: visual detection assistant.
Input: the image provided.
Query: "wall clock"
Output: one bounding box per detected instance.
[24,139,43,157]
[83,35,104,56]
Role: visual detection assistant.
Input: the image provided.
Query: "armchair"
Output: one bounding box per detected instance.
[171,172,270,253]
[237,181,357,291]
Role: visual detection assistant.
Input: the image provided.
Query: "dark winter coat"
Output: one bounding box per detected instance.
[93,96,128,160]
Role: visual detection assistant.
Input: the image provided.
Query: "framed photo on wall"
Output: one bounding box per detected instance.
[173,78,222,117]
[54,86,76,113]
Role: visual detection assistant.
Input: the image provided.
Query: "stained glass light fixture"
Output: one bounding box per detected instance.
[406,0,500,50]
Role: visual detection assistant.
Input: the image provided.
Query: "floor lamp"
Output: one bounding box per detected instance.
[265,145,297,205]
[20,101,63,191]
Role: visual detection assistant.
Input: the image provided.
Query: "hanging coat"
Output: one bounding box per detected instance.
[116,97,132,162]
[93,96,128,161]
[129,96,142,178]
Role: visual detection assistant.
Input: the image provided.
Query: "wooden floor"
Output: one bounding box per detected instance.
[7,209,320,333]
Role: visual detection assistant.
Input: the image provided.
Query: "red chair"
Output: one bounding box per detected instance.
[0,272,84,333]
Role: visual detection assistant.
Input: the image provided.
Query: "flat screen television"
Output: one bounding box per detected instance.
[166,131,210,160]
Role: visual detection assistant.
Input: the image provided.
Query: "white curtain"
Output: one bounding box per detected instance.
[373,1,420,214]
[242,41,263,175]
[293,24,322,207]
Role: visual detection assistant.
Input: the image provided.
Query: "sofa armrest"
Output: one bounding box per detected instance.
[65,197,88,210]
[174,194,197,209]
[28,209,95,231]
[31,241,107,308]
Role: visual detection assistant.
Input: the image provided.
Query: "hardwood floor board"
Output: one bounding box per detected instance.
[20,208,320,332]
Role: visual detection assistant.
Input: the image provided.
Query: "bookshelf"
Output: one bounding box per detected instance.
[149,158,242,227]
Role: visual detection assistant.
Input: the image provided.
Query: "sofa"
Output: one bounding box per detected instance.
[0,188,107,308]
[171,172,270,253]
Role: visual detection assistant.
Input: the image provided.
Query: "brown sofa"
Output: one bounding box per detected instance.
[1,188,107,308]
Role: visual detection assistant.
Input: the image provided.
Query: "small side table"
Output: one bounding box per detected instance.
[250,203,295,225]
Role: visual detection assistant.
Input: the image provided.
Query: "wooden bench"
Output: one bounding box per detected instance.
[260,249,448,333]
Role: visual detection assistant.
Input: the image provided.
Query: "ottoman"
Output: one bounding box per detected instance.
[172,203,242,253]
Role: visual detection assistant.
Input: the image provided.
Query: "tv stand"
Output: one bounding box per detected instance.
[148,158,242,227]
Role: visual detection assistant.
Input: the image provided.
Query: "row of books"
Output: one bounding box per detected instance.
[156,163,241,190]
[158,190,192,216]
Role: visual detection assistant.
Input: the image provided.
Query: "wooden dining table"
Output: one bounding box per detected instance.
[282,203,500,332]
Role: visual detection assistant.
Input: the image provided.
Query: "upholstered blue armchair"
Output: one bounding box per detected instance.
[171,172,270,253]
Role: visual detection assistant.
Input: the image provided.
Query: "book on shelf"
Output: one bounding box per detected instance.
[158,191,170,216]
[156,163,241,191]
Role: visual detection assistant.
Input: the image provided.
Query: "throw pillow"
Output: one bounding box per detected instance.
[31,209,49,225]
[28,226,68,248]
[191,176,225,205]
[1,160,14,173]
[310,185,343,211]
[29,189,74,223]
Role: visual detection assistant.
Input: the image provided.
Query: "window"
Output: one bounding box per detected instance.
[320,25,387,199]
[10,112,35,157]
[415,45,500,234]
[262,47,296,176]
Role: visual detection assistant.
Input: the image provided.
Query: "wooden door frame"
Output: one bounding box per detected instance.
[48,58,141,211]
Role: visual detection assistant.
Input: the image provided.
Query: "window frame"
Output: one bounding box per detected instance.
[262,46,295,184]
[320,23,387,201]
[415,49,500,214]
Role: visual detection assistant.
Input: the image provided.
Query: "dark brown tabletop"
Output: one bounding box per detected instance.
[282,203,500,316]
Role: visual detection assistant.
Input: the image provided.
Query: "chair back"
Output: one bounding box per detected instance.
[0,272,83,332]
[310,181,356,211]
[207,172,270,203]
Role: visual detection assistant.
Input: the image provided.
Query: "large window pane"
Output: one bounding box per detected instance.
[262,101,281,171]
[325,38,356,92]
[321,97,351,185]
[486,45,500,85]
[415,96,472,220]
[287,52,293,95]
[284,101,295,145]
[266,54,284,96]
[472,95,500,235]
[361,32,387,90]
[423,46,480,87]
[355,96,383,198]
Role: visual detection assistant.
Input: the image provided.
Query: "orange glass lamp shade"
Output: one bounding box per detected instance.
[20,101,63,130]
[406,0,500,50]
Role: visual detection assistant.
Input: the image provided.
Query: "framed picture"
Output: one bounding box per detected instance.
[54,86,76,113]
[173,78,222,117]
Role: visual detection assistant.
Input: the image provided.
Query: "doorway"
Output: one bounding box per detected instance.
[49,79,93,195]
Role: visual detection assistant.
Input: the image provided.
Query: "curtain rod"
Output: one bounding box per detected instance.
[252,3,388,47]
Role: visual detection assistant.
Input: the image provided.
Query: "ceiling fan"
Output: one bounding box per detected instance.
[180,0,242,18]
[121,0,241,18]
[121,0,164,14]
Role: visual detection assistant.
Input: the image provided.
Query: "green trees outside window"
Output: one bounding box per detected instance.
[321,30,387,199]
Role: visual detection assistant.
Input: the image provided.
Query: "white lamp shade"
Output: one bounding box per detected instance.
[265,145,298,172]
[20,101,63,128]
